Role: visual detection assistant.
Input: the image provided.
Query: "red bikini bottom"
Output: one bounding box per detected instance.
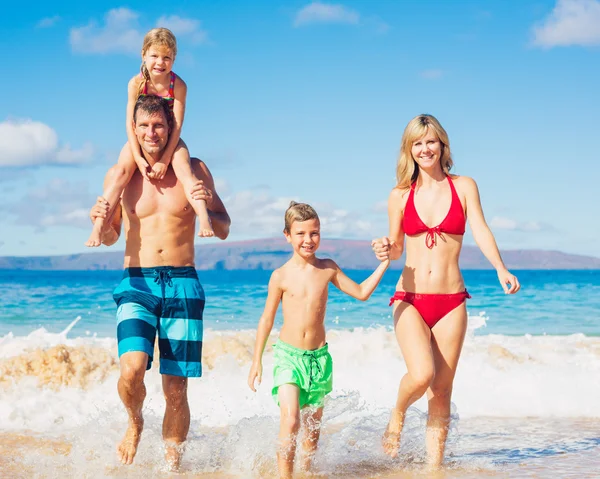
[389,290,471,329]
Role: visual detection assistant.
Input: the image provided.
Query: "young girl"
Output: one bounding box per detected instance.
[85,27,213,247]
[248,202,390,479]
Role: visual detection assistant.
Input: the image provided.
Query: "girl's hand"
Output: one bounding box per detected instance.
[149,161,168,181]
[134,156,151,181]
[247,361,262,392]
[371,237,391,262]
[497,268,521,294]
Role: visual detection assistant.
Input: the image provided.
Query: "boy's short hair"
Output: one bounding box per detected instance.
[284,201,319,233]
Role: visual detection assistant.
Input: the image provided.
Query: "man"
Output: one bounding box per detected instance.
[89,95,230,469]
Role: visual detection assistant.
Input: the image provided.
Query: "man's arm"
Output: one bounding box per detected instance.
[191,158,231,240]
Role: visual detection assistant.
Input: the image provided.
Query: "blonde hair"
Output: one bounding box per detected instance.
[395,114,453,189]
[284,201,319,233]
[138,28,178,98]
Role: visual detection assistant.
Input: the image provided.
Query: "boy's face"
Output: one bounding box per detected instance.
[285,218,321,258]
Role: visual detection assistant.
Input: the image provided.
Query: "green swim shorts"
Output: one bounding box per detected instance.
[272,340,333,408]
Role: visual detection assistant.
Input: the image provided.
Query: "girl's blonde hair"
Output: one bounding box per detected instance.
[138,28,178,98]
[284,201,319,233]
[395,114,453,189]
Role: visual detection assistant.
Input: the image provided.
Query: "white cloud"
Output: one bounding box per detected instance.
[490,216,549,232]
[294,2,360,27]
[157,15,209,44]
[70,8,210,55]
[532,0,600,48]
[37,15,60,28]
[420,69,444,80]
[217,182,377,238]
[0,119,94,167]
[70,8,143,54]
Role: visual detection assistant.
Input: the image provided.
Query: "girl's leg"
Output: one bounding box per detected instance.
[277,384,301,479]
[299,406,324,472]
[425,303,468,469]
[170,141,214,237]
[383,302,435,458]
[85,143,137,247]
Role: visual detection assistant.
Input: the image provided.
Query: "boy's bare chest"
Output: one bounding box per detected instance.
[282,273,331,302]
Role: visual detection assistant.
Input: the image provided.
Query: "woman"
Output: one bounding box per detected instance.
[371,114,520,468]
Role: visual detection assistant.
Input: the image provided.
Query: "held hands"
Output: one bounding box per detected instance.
[247,361,262,392]
[148,161,168,181]
[497,268,521,294]
[134,156,151,181]
[371,237,392,263]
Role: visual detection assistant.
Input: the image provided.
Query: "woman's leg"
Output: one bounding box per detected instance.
[425,302,468,469]
[383,301,435,457]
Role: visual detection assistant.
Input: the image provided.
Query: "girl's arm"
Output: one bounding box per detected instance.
[126,77,150,180]
[248,270,283,392]
[462,176,520,294]
[159,76,187,168]
[330,259,390,301]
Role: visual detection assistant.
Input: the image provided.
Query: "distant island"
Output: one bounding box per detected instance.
[1,238,599,270]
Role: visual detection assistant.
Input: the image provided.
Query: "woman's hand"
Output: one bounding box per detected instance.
[497,268,521,294]
[371,237,391,262]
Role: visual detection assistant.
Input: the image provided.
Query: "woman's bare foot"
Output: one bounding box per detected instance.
[117,416,144,465]
[165,441,185,472]
[382,409,404,458]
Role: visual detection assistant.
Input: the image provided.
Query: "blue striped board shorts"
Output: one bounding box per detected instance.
[113,266,205,377]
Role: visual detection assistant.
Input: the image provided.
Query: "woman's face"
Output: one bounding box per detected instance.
[411,129,443,170]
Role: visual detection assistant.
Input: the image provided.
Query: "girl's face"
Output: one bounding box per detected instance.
[143,45,174,77]
[411,129,443,170]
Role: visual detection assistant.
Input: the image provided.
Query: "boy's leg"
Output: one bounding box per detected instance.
[117,351,149,465]
[170,142,214,237]
[162,375,190,472]
[299,406,324,472]
[277,384,301,479]
[86,143,137,247]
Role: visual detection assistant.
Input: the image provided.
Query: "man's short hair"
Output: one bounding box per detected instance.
[133,95,173,131]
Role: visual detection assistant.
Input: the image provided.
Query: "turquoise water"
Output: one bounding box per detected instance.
[1,269,599,338]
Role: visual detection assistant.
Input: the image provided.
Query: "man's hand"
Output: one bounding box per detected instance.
[247,361,262,392]
[89,196,110,224]
[134,156,151,181]
[190,180,213,206]
[148,161,168,181]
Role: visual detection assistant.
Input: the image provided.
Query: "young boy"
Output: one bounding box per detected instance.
[247,201,390,479]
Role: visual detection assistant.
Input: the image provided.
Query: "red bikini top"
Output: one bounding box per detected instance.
[402,176,466,248]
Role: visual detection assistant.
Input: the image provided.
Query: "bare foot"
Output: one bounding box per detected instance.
[85,223,103,247]
[382,409,404,458]
[165,441,185,472]
[117,416,144,465]
[197,227,215,238]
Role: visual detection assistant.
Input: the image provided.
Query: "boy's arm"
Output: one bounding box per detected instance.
[248,270,283,392]
[158,76,187,168]
[126,77,150,180]
[330,259,390,301]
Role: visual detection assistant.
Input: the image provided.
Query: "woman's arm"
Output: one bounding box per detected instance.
[372,187,407,261]
[462,176,520,294]
[248,270,283,391]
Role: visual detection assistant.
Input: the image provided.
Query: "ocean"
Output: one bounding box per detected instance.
[1,269,599,478]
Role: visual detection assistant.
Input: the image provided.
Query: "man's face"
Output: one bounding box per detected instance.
[134,110,169,155]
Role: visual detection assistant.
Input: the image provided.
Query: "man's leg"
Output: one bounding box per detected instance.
[162,375,190,471]
[117,351,149,465]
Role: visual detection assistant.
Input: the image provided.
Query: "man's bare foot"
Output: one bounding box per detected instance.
[85,224,103,247]
[117,416,144,465]
[382,409,404,458]
[165,441,185,472]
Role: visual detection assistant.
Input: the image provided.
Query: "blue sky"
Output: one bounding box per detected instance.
[1,0,599,258]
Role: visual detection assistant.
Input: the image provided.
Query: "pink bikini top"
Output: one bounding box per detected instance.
[402,176,466,248]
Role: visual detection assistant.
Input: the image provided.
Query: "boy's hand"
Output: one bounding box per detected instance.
[149,161,168,181]
[371,237,391,261]
[134,156,151,181]
[247,362,262,392]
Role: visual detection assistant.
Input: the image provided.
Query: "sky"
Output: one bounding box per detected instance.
[1,0,599,258]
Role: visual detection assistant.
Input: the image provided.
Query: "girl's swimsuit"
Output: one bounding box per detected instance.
[140,71,176,111]
[390,175,470,328]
